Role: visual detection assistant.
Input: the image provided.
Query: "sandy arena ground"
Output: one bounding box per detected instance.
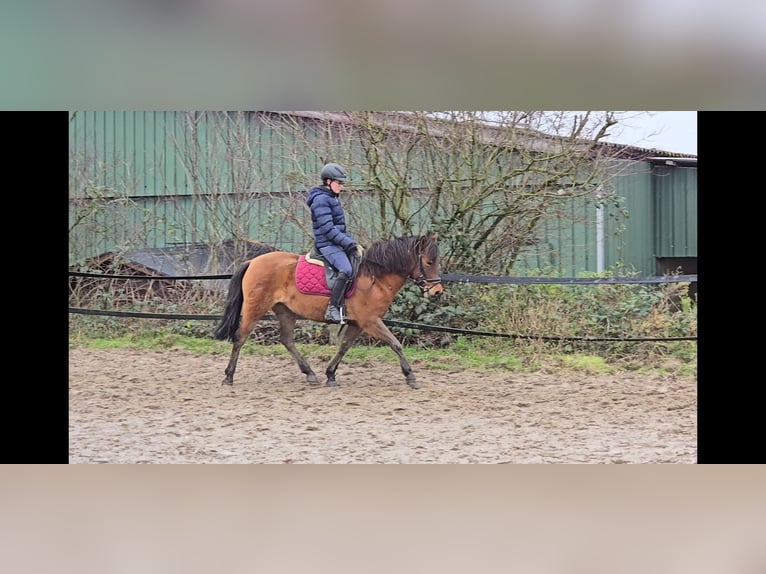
[69,347,696,463]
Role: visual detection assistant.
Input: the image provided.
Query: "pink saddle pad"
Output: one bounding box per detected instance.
[295,255,357,297]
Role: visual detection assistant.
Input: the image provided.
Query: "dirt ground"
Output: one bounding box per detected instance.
[68,347,697,464]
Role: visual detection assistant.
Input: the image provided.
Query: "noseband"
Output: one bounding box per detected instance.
[409,250,442,294]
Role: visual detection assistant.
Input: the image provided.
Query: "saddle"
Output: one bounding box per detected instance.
[295,247,361,297]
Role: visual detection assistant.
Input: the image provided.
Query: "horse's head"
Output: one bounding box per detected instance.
[411,232,444,299]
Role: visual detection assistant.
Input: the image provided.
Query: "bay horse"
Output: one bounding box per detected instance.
[213,233,444,389]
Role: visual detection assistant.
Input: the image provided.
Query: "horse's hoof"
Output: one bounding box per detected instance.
[407,379,419,389]
[307,373,319,384]
[222,380,233,386]
[325,380,338,387]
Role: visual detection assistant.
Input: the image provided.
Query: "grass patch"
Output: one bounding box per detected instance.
[553,354,613,374]
[68,329,694,378]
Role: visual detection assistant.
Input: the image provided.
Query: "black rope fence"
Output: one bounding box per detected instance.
[68,271,698,342]
[70,270,699,284]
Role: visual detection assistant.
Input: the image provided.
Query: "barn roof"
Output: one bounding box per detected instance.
[271,111,697,161]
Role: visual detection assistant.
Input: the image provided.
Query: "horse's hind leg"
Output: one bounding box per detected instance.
[325,323,363,387]
[273,303,318,384]
[222,303,268,386]
[222,337,245,386]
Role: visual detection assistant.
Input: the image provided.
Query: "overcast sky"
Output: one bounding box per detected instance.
[603,111,697,155]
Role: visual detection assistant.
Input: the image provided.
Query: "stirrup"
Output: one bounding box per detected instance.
[324,305,346,325]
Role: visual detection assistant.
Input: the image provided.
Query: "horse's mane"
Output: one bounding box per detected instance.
[360,234,438,277]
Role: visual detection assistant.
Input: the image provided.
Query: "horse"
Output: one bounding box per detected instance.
[213,233,444,389]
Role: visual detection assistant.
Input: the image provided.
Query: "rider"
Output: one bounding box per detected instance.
[306,162,358,324]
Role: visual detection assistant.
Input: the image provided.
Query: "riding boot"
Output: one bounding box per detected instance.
[325,272,351,324]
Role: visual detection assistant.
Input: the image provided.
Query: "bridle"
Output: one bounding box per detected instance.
[409,249,442,294]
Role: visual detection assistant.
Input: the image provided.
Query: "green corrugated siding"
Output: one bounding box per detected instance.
[513,195,598,277]
[654,165,697,257]
[599,160,697,276]
[605,160,654,275]
[70,112,697,276]
[70,112,320,263]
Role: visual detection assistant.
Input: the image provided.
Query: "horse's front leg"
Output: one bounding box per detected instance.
[361,318,418,388]
[324,323,362,386]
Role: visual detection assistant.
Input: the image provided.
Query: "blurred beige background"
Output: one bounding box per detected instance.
[2,465,764,573]
[3,0,764,108]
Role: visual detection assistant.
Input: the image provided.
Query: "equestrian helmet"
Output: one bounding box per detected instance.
[320,162,348,184]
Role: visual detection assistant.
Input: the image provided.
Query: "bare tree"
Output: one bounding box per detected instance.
[344,111,635,273]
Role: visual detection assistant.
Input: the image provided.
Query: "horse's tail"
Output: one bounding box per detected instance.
[213,260,251,342]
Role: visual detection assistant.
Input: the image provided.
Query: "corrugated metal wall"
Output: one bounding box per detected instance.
[653,165,698,258]
[599,160,698,276]
[604,160,655,275]
[514,193,597,275]
[69,112,696,277]
[69,111,319,264]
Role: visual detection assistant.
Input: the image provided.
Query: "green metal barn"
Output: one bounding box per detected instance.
[68,111,696,278]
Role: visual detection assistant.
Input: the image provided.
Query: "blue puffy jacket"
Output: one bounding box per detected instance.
[306,185,356,251]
